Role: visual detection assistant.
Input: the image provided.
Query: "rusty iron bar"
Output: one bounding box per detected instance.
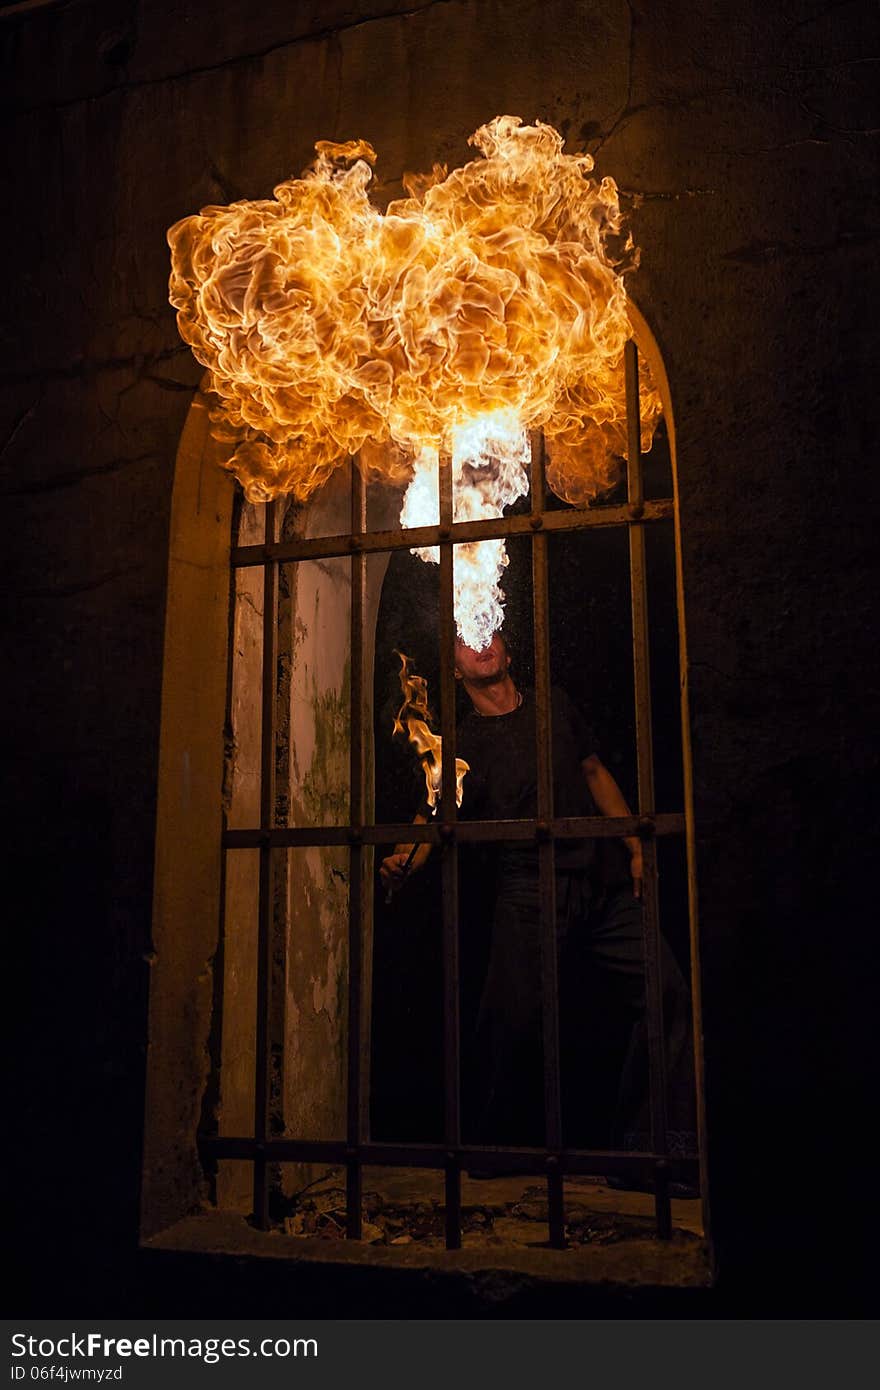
[625,340,671,1240]
[438,450,462,1250]
[667,399,711,1233]
[203,510,248,1204]
[529,432,565,1250]
[346,459,367,1240]
[225,812,686,850]
[253,498,278,1231]
[232,499,674,568]
[203,1134,698,1181]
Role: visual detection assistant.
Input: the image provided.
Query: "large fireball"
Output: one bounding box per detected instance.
[168,115,659,510]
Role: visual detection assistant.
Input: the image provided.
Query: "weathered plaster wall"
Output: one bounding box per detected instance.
[210,465,396,1204]
[282,470,393,1172]
[287,478,355,1155]
[4,0,876,1312]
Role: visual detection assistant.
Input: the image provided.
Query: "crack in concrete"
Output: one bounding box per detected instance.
[207,161,246,205]
[590,88,732,161]
[0,394,40,461]
[0,449,159,497]
[0,345,191,389]
[591,0,637,157]
[773,55,880,73]
[781,0,864,38]
[619,186,718,201]
[18,560,144,600]
[235,589,264,620]
[684,57,879,146]
[9,0,462,116]
[727,137,834,156]
[143,373,200,394]
[722,229,879,263]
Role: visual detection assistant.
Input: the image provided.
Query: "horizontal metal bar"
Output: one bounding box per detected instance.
[232,498,674,568]
[200,1136,699,1180]
[223,812,686,850]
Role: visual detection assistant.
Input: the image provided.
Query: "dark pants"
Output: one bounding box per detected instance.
[465,868,696,1152]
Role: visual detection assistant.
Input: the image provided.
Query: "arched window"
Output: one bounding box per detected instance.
[143,319,707,1266]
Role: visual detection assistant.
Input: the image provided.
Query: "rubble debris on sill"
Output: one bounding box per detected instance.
[277,1183,699,1250]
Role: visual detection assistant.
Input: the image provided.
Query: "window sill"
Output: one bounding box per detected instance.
[141,1193,712,1315]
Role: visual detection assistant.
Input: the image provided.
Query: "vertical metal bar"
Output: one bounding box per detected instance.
[204,501,245,1207]
[668,400,711,1235]
[625,340,671,1239]
[530,433,565,1249]
[253,499,278,1230]
[438,451,462,1250]
[346,458,366,1239]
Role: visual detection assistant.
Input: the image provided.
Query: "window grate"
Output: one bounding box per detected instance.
[201,339,700,1249]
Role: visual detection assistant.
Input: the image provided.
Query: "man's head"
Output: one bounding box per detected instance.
[454,631,512,688]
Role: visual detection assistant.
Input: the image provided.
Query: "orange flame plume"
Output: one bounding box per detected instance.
[168,115,660,510]
[169,117,661,648]
[392,651,468,810]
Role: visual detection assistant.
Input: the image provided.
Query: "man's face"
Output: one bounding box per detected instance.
[454,633,511,685]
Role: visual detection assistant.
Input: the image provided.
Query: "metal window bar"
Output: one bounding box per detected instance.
[211,341,700,1247]
[225,813,686,851]
[529,433,565,1248]
[253,498,278,1231]
[625,339,672,1238]
[347,460,367,1239]
[211,1136,685,1179]
[232,500,674,568]
[438,452,463,1249]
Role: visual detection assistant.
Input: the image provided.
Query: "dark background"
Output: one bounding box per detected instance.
[3,0,878,1316]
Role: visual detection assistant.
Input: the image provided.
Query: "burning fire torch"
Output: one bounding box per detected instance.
[386,651,469,903]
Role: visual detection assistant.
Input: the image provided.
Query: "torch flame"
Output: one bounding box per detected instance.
[393,651,469,810]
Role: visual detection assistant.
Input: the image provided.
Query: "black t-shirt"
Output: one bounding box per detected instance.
[454,685,602,876]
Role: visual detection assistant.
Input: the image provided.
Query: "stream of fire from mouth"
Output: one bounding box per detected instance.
[400,410,530,649]
[168,114,662,645]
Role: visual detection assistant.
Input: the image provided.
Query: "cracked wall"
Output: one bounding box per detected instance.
[5,0,877,1310]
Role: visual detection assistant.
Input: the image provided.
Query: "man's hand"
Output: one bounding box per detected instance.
[627,840,643,900]
[380,814,430,897]
[379,850,415,892]
[582,755,645,902]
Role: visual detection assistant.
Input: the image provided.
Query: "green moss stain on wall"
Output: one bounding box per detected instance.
[299,659,351,827]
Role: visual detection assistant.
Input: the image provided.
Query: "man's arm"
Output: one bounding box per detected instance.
[379,813,433,892]
[581,754,643,898]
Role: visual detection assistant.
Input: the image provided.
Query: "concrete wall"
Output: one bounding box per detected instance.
[5,0,876,1312]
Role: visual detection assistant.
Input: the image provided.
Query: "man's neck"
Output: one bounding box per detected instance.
[464,673,521,717]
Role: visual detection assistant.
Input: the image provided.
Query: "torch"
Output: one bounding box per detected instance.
[385,651,468,904]
[383,814,433,905]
